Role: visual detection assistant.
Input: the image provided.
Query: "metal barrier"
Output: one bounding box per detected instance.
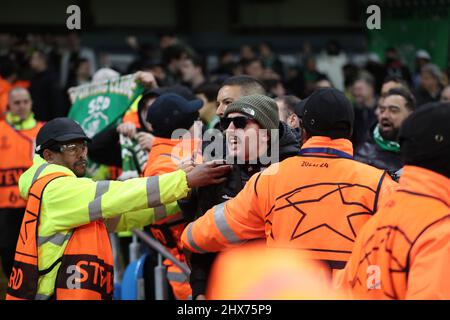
[132,229,190,300]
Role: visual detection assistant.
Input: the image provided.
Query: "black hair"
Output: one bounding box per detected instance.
[384,87,417,111]
[195,82,220,102]
[162,44,187,65]
[382,75,410,89]
[222,75,266,95]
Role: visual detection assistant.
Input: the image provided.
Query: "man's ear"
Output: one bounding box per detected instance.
[288,114,299,128]
[42,149,53,163]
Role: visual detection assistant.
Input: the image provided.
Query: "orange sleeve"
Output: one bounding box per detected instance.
[181,172,267,253]
[406,217,450,299]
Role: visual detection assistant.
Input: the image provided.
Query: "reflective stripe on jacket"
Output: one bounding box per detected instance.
[144,136,200,300]
[182,137,397,271]
[7,155,189,298]
[7,172,115,300]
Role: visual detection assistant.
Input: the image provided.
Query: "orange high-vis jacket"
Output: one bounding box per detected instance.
[143,136,201,300]
[334,166,450,300]
[7,172,114,300]
[0,120,44,208]
[143,137,201,177]
[181,137,397,271]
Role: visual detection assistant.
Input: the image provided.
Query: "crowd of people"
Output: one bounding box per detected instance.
[0,31,449,300]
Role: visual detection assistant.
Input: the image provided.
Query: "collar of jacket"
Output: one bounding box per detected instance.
[6,112,37,130]
[399,165,450,206]
[301,136,353,156]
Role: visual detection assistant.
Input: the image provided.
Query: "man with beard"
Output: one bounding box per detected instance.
[355,88,416,174]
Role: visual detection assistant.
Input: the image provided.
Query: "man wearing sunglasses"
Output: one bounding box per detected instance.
[182,94,301,299]
[182,88,398,285]
[6,117,231,300]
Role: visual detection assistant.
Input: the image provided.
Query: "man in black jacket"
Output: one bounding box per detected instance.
[180,94,301,299]
[355,87,416,175]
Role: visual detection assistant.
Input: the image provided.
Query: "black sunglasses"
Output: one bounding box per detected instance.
[220,116,254,130]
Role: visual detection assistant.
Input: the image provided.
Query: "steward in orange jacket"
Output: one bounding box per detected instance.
[143,93,203,300]
[335,102,450,299]
[0,88,43,280]
[182,88,397,278]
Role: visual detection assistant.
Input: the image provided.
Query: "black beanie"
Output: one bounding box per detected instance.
[399,102,450,178]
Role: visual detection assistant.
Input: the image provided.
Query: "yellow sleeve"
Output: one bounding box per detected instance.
[107,202,181,232]
[40,169,189,235]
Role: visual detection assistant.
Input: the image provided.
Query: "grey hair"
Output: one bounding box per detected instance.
[421,63,444,85]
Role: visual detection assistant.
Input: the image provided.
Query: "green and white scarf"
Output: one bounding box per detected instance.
[373,125,400,153]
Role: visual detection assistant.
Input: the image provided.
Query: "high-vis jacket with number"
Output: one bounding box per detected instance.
[335,166,450,299]
[6,155,189,300]
[0,117,43,208]
[182,137,397,272]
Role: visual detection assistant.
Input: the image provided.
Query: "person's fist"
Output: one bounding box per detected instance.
[117,122,137,138]
[135,71,158,89]
[136,132,155,151]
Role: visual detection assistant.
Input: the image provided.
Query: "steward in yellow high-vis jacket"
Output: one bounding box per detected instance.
[6,117,231,300]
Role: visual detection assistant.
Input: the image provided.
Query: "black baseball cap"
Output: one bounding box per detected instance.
[294,99,306,119]
[399,102,450,177]
[35,117,90,153]
[146,93,203,138]
[301,88,354,139]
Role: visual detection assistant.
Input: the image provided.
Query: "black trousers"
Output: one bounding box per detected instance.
[0,208,24,278]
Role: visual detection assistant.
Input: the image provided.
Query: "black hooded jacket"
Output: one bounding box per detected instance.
[179,121,301,298]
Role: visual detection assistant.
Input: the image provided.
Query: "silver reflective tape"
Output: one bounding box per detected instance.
[167,272,188,283]
[213,202,241,244]
[147,176,161,207]
[154,205,166,221]
[105,216,121,232]
[35,293,51,300]
[88,181,110,221]
[186,223,207,253]
[31,163,50,184]
[37,232,71,247]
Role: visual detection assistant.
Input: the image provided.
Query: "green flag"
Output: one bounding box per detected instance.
[68,74,144,138]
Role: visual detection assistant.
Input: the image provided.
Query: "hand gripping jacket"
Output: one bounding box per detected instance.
[335,166,450,299]
[7,172,114,300]
[0,120,43,208]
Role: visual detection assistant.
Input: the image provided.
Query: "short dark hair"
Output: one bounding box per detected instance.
[276,95,300,116]
[382,75,410,89]
[186,54,205,74]
[222,75,266,96]
[241,58,262,69]
[384,87,416,111]
[195,82,220,102]
[162,44,187,65]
